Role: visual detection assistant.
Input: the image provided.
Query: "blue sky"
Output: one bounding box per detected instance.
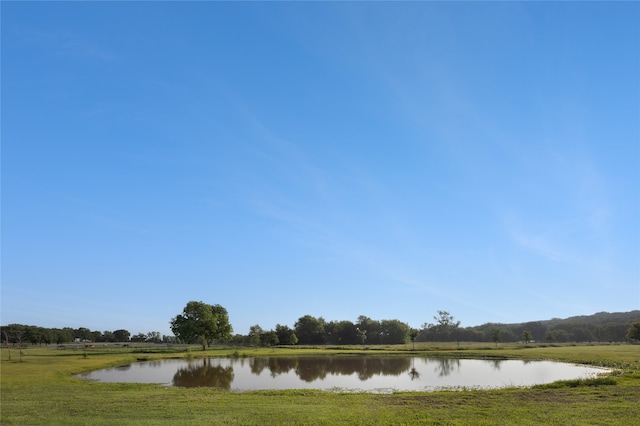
[2,2,638,337]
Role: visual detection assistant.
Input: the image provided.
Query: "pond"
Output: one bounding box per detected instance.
[77,356,609,393]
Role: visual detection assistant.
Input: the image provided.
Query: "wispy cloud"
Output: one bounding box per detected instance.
[244,164,512,323]
[507,226,577,263]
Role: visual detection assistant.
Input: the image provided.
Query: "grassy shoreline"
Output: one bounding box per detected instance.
[2,343,639,425]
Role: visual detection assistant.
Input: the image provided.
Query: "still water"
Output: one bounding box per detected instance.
[77,356,608,393]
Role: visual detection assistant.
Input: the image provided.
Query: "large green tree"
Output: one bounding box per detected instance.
[113,329,131,342]
[170,301,232,350]
[426,311,461,344]
[356,315,381,344]
[379,319,410,344]
[294,315,325,345]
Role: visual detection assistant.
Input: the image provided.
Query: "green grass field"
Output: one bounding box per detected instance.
[1,343,639,425]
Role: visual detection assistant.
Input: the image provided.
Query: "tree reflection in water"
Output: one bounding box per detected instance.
[249,357,299,378]
[408,368,420,381]
[172,358,234,389]
[81,356,609,391]
[409,358,420,381]
[171,357,461,387]
[433,358,460,377]
[175,357,414,385]
[114,364,132,371]
[291,357,411,382]
[268,357,298,378]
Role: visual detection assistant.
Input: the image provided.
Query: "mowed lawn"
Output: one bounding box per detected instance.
[1,343,639,425]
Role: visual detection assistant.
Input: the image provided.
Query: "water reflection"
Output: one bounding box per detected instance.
[78,356,609,392]
[245,356,411,382]
[173,358,234,389]
[433,358,460,377]
[408,358,420,381]
[408,368,420,381]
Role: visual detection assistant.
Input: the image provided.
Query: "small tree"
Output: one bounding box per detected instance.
[432,310,461,346]
[3,331,11,360]
[6,325,27,362]
[523,330,533,344]
[491,328,502,347]
[409,328,419,350]
[16,330,26,362]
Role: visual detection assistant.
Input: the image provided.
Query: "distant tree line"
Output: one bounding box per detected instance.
[3,310,639,348]
[233,310,640,347]
[458,311,640,344]
[231,315,414,347]
[0,324,174,346]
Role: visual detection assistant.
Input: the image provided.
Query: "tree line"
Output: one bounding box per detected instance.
[3,304,639,348]
[233,309,640,348]
[0,324,174,346]
[461,310,640,344]
[233,315,412,347]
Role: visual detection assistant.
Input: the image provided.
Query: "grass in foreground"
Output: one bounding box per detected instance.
[1,343,639,425]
